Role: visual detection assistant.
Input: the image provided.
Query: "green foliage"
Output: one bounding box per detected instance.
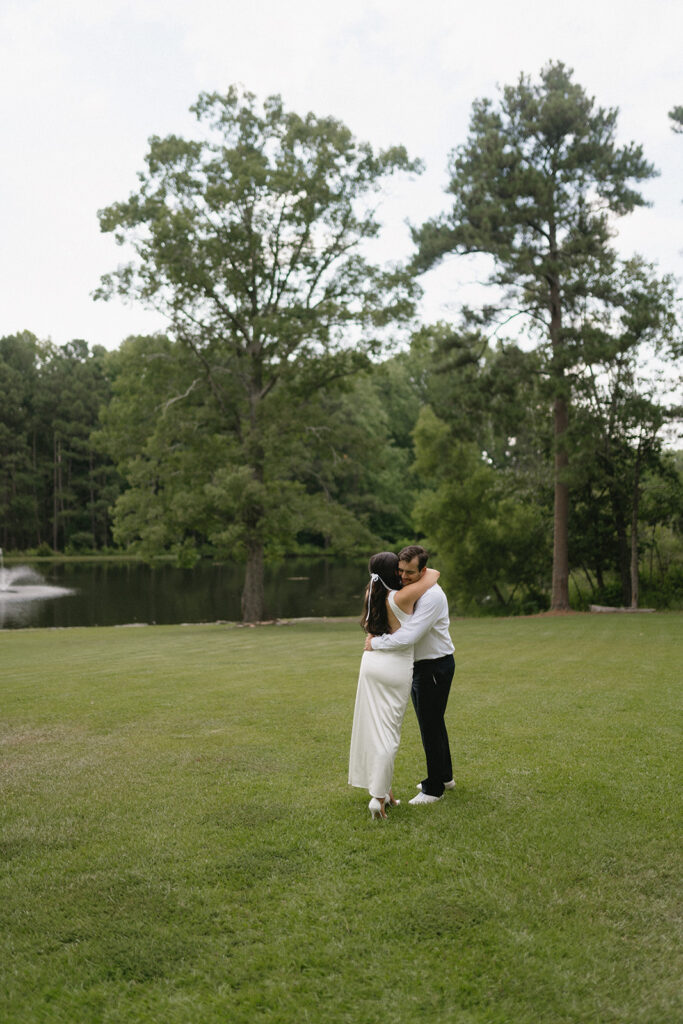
[289,364,421,549]
[404,308,681,612]
[413,406,550,612]
[96,88,421,617]
[0,331,43,549]
[0,333,119,552]
[97,335,420,569]
[669,104,683,134]
[638,452,683,606]
[413,61,660,610]
[413,62,655,308]
[565,259,681,604]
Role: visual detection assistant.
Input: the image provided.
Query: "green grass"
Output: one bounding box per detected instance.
[1,615,681,1024]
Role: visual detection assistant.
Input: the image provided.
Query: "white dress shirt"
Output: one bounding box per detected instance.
[370,584,454,661]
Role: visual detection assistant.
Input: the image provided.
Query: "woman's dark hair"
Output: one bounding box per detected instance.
[360,551,401,635]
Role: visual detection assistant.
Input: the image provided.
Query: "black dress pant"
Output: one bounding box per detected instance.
[411,653,455,797]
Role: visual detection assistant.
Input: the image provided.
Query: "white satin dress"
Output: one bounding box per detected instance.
[348,591,414,797]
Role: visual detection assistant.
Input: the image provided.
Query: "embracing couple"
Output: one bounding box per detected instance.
[348,545,455,819]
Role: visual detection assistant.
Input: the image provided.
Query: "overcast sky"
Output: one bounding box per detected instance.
[1,0,681,351]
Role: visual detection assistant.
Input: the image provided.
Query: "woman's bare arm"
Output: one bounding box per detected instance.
[393,567,440,614]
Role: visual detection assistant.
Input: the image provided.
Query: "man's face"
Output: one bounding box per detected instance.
[398,557,424,587]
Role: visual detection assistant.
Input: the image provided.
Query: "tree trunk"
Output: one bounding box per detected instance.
[614,504,631,606]
[53,434,60,552]
[240,367,267,623]
[551,393,570,610]
[581,564,596,594]
[630,450,641,609]
[241,541,265,622]
[90,451,97,547]
[33,431,41,547]
[595,561,604,591]
[548,265,570,612]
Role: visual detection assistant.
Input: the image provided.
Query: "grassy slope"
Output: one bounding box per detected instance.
[1,615,680,1024]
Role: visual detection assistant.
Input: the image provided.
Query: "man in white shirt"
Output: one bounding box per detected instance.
[364,545,455,805]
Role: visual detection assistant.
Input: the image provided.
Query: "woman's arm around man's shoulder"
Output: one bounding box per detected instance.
[393,567,439,615]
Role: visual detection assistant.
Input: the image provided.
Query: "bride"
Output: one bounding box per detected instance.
[348,551,439,819]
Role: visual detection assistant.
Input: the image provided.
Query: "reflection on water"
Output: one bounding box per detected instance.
[0,558,367,629]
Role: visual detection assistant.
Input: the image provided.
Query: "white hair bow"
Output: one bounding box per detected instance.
[365,571,391,624]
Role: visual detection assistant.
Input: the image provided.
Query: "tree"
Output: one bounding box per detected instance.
[671,105,683,208]
[98,335,415,570]
[0,332,44,549]
[413,62,657,609]
[0,333,119,552]
[669,106,683,134]
[286,370,417,551]
[37,340,118,552]
[639,452,683,604]
[406,322,553,611]
[96,88,420,619]
[99,333,247,564]
[568,259,680,606]
[413,407,550,612]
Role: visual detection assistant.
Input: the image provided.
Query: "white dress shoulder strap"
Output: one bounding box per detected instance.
[387,590,411,625]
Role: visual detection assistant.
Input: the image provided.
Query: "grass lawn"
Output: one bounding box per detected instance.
[1,614,681,1023]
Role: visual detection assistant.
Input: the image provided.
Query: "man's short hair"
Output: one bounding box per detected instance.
[398,545,429,570]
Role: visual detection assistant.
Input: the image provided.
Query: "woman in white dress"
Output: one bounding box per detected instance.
[348,551,440,819]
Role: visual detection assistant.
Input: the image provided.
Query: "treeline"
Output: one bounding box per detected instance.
[2,64,682,618]
[2,327,681,614]
[0,333,119,553]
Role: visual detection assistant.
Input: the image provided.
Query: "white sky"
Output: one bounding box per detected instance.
[1,0,681,351]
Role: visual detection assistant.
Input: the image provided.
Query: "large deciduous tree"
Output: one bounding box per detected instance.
[97,335,417,573]
[96,87,420,620]
[412,62,657,610]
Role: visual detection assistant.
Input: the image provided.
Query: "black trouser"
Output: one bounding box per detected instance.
[411,653,455,797]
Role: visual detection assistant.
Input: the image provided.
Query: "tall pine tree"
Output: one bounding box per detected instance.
[413,62,656,609]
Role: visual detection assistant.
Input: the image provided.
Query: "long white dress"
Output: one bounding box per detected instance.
[348,591,414,797]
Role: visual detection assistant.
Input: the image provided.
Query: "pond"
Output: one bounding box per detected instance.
[0,558,368,630]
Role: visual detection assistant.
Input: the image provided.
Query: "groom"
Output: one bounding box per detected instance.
[364,545,455,805]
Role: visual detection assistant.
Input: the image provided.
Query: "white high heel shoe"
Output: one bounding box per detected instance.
[385,792,400,807]
[368,797,386,819]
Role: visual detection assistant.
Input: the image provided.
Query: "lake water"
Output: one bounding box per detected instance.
[0,558,368,630]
